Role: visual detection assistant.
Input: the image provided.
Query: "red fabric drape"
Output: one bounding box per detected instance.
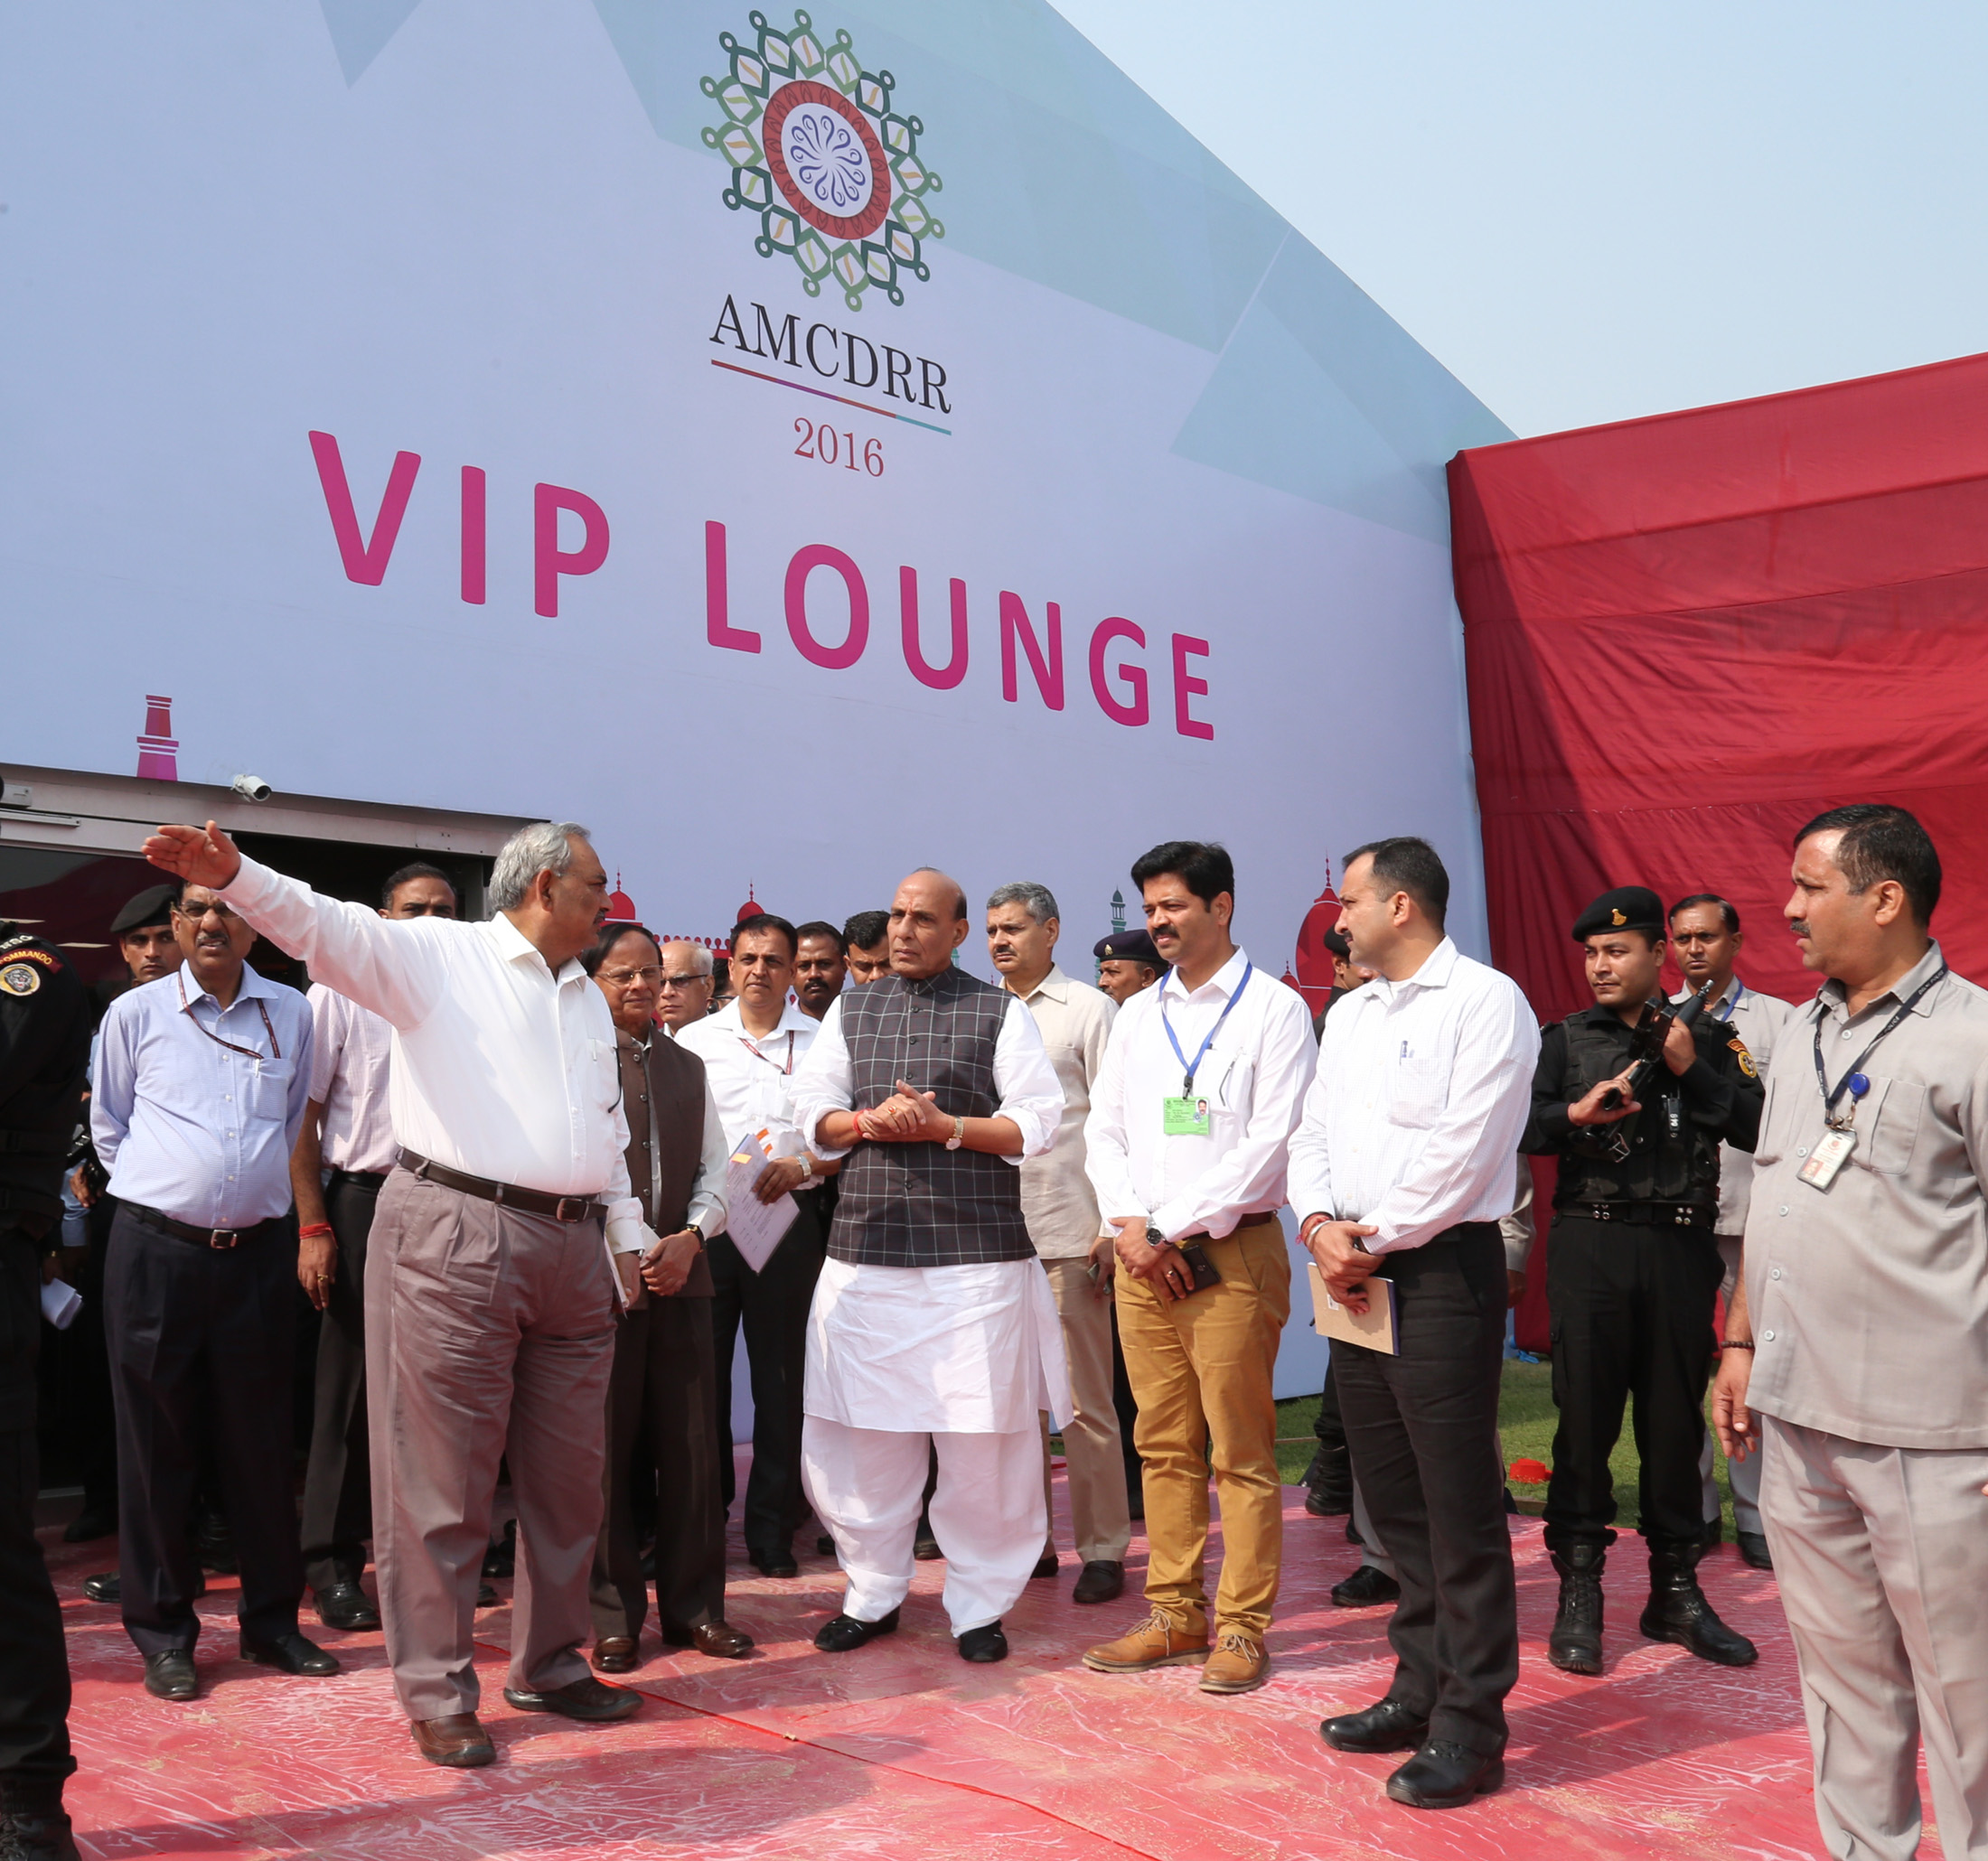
[1451,350,1988,1349]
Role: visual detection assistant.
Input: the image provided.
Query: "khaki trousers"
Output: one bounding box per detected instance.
[1762,1414,1988,1861]
[1114,1217,1289,1638]
[366,1169,618,1722]
[1039,1258,1131,1565]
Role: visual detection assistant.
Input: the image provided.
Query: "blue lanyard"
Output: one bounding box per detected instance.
[1714,981,1741,1024]
[1159,962,1252,1094]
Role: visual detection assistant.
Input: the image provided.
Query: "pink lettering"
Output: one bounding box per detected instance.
[900,568,969,690]
[460,467,486,605]
[999,592,1064,710]
[1088,617,1149,727]
[705,521,761,652]
[1172,633,1214,739]
[785,543,868,669]
[533,483,610,618]
[308,431,419,586]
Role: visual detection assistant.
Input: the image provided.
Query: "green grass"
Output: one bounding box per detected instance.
[1270,1359,1740,1536]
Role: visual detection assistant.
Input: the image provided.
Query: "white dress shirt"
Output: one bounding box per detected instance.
[306,984,399,1174]
[1288,937,1540,1254]
[93,965,315,1229]
[1084,946,1316,1240]
[790,990,1064,1164]
[219,857,636,1225]
[1008,964,1116,1259]
[675,998,822,1166]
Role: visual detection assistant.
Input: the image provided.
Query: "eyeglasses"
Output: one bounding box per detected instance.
[172,900,241,922]
[657,974,711,991]
[599,965,664,986]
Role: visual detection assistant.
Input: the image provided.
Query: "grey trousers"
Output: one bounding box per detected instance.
[366,1168,618,1721]
[1762,1414,1988,1860]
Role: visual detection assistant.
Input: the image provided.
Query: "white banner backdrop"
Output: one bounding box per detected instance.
[1,0,1512,1401]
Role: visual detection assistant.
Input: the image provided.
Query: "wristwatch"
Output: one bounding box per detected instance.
[945,1116,965,1150]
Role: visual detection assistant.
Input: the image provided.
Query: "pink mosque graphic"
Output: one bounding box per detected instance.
[136,695,179,781]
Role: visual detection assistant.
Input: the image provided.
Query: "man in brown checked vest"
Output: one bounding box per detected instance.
[582,923,751,1666]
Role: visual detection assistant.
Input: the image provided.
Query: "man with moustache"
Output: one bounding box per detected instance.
[841,911,891,987]
[91,877,332,1701]
[1524,886,1761,1681]
[1666,893,1792,1570]
[792,922,849,1022]
[581,923,743,1666]
[139,818,648,1766]
[1716,805,1988,1861]
[678,914,840,1577]
[985,882,1126,1604]
[288,863,459,1633]
[791,870,1065,1663]
[1092,926,1163,1006]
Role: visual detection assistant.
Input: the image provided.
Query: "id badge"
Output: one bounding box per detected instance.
[1163,1095,1212,1137]
[1798,1128,1856,1191]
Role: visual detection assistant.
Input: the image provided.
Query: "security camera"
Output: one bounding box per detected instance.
[230,773,273,803]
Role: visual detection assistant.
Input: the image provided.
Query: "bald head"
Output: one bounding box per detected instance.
[889,869,971,979]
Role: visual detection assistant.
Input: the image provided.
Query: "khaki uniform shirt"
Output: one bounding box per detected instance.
[1008,964,1115,1260]
[1674,976,1795,1237]
[1744,941,1988,1451]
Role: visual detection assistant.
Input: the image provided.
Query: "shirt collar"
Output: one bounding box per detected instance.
[490,911,586,985]
[705,997,813,1038]
[177,961,283,1015]
[1008,962,1068,1005]
[1817,940,1946,1022]
[1375,936,1459,1003]
[1160,946,1250,1005]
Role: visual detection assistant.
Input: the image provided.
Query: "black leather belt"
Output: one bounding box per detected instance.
[330,1167,391,1190]
[1562,1201,1715,1230]
[128,1204,286,1250]
[397,1148,606,1224]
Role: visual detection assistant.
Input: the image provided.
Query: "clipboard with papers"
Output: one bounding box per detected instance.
[1307,1262,1400,1356]
[723,1127,801,1273]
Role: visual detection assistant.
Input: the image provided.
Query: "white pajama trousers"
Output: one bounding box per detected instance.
[802,1417,1046,1634]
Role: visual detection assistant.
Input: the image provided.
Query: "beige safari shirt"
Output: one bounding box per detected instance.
[1743,941,1988,1451]
[1674,976,1795,1237]
[1008,964,1115,1259]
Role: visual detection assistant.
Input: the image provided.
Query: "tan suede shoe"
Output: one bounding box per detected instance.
[1198,1631,1270,1694]
[1081,1609,1209,1674]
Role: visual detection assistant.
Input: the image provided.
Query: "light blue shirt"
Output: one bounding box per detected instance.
[92,963,314,1229]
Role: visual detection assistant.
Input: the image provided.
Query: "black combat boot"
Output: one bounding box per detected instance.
[1302,1442,1353,1517]
[1547,1541,1605,1675]
[1639,1545,1758,1666]
[1,1778,81,1861]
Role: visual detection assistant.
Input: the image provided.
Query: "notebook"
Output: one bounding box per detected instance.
[1307,1262,1400,1356]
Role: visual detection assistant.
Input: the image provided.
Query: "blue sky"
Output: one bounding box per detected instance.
[1051,0,1988,436]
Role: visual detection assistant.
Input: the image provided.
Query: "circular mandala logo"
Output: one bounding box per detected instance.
[700,10,944,311]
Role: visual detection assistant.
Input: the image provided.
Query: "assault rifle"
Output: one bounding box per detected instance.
[1599,980,1714,1112]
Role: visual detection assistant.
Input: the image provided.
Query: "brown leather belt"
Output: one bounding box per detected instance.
[128,1204,286,1250]
[397,1148,606,1225]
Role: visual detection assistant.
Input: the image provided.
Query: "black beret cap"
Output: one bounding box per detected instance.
[109,884,178,937]
[1093,926,1161,968]
[1571,885,1664,943]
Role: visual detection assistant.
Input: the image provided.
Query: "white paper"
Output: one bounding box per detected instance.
[41,1277,82,1331]
[723,1129,800,1274]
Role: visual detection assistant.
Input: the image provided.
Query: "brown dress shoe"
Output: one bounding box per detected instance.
[592,1637,638,1673]
[667,1621,753,1660]
[411,1713,495,1768]
[1198,1631,1270,1694]
[1080,1608,1209,1674]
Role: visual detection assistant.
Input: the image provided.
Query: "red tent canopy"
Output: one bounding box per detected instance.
[1450,349,1988,1026]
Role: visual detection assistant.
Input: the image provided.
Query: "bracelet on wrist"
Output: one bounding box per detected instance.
[298,1222,334,1241]
[1719,1339,1755,1351]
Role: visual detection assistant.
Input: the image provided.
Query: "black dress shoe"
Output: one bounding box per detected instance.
[814,1607,900,1652]
[1072,1560,1125,1605]
[477,1582,500,1607]
[592,1636,638,1673]
[1030,1551,1059,1580]
[242,1632,340,1676]
[1736,1530,1774,1571]
[1385,1741,1505,1809]
[1318,1697,1430,1754]
[0,1787,80,1861]
[483,1522,516,1578]
[913,1533,942,1561]
[314,1582,381,1632]
[143,1651,199,1701]
[1331,1564,1402,1608]
[815,1535,835,1556]
[502,1676,641,1721]
[81,1571,121,1605]
[62,1507,117,1545]
[957,1622,1007,1662]
[193,1513,238,1576]
[750,1549,799,1578]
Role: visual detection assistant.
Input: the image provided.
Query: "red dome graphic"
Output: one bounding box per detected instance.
[604,873,638,925]
[1290,859,1342,1015]
[735,884,765,926]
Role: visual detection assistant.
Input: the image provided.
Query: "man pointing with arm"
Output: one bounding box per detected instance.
[142,818,648,1770]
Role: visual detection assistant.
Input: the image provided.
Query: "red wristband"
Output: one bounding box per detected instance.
[298,1222,334,1241]
[849,1108,868,1142]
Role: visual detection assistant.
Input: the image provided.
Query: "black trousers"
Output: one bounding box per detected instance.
[590,1294,727,1642]
[104,1206,305,1653]
[1335,1224,1516,1755]
[710,1203,824,1557]
[70,1197,120,1518]
[1110,1304,1142,1492]
[0,1224,72,1790]
[300,1172,383,1593]
[1543,1213,1723,1561]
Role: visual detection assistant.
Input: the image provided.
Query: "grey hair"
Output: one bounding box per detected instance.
[987,881,1059,925]
[489,821,590,912]
[659,940,715,977]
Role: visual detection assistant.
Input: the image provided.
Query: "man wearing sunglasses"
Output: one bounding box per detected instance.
[655,943,715,1034]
